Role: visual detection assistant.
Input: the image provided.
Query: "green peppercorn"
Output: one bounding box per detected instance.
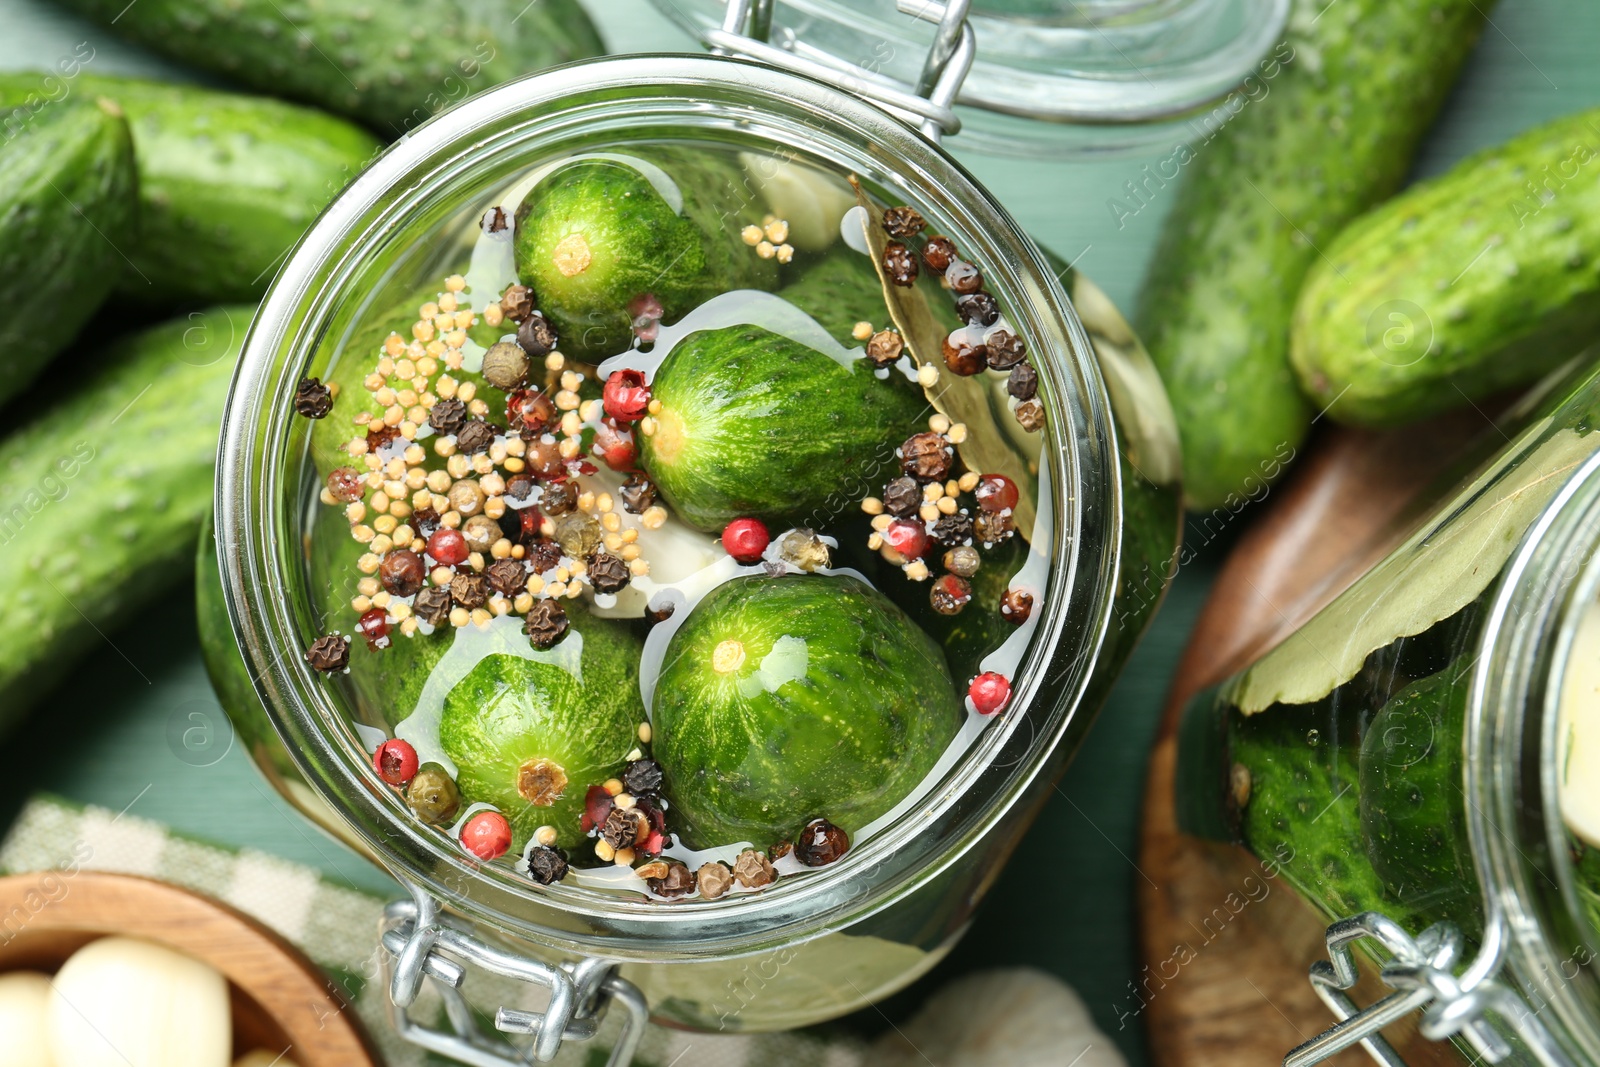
[406,763,461,825]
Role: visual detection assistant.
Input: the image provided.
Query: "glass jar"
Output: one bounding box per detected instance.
[201,41,1181,1067]
[1177,353,1600,1066]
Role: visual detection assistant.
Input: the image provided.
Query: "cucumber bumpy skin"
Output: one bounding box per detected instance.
[0,306,255,733]
[53,0,602,135]
[0,95,135,408]
[652,574,965,849]
[46,75,380,305]
[514,155,780,362]
[1293,107,1600,426]
[1133,0,1489,510]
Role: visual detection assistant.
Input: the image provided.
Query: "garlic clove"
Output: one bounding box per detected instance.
[0,971,57,1067]
[49,936,231,1067]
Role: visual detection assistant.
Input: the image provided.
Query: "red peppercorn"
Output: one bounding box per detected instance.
[969,672,1012,716]
[460,810,513,860]
[722,517,771,563]
[355,607,391,650]
[506,388,556,439]
[581,784,614,834]
[425,527,469,566]
[974,474,1019,513]
[593,419,637,471]
[603,369,651,423]
[372,738,419,785]
[884,518,931,561]
[942,330,988,377]
[523,436,566,480]
[327,467,365,503]
[1000,587,1035,626]
[379,549,426,597]
[923,235,956,273]
[929,574,972,616]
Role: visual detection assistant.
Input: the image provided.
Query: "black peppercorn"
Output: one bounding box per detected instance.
[516,312,558,358]
[1015,398,1045,432]
[733,849,777,888]
[955,291,1000,327]
[942,331,988,377]
[882,476,921,517]
[411,506,441,538]
[619,473,656,514]
[622,759,664,797]
[293,377,333,419]
[481,206,509,235]
[946,260,984,294]
[504,475,535,503]
[428,397,467,436]
[305,634,350,672]
[484,558,528,596]
[527,846,569,886]
[455,420,495,454]
[923,235,956,273]
[379,549,426,597]
[524,538,563,574]
[975,509,1016,545]
[540,480,577,515]
[366,423,400,454]
[449,571,489,609]
[648,862,696,898]
[601,806,647,850]
[500,284,535,323]
[900,432,953,482]
[1007,361,1038,401]
[882,241,918,287]
[588,552,631,594]
[524,599,570,649]
[986,330,1027,370]
[412,586,452,626]
[1000,587,1035,625]
[881,206,926,238]
[647,601,676,625]
[794,818,850,866]
[866,330,904,366]
[932,512,973,547]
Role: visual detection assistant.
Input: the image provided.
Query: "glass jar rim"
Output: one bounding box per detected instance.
[214,53,1127,958]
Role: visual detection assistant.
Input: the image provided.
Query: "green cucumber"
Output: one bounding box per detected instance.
[652,574,964,848]
[47,75,380,304]
[0,95,135,407]
[773,245,888,345]
[514,154,779,361]
[53,0,602,135]
[639,324,928,531]
[438,623,645,850]
[0,306,254,732]
[1292,107,1600,426]
[1133,0,1489,509]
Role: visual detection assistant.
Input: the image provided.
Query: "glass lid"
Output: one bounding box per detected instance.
[649,0,1291,156]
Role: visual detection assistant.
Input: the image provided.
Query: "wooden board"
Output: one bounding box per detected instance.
[1136,410,1498,1067]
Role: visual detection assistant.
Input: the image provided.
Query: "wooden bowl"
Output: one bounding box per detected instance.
[0,871,379,1067]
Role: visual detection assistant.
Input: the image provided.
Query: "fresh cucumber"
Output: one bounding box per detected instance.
[1133,0,1489,509]
[0,94,135,407]
[43,74,380,304]
[639,324,929,531]
[514,154,779,362]
[53,0,603,135]
[652,574,964,848]
[773,245,887,345]
[0,306,255,732]
[1293,107,1600,426]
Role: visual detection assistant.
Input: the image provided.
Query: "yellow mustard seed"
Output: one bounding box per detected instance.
[445,274,466,292]
[357,552,381,574]
[861,496,883,515]
[352,595,372,613]
[449,607,469,627]
[741,224,763,245]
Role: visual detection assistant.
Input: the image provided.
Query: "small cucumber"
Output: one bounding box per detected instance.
[1293,107,1600,426]
[0,95,135,407]
[652,574,964,848]
[639,324,929,531]
[514,153,780,361]
[773,245,888,345]
[54,0,603,135]
[0,306,255,732]
[1133,0,1488,509]
[438,620,645,850]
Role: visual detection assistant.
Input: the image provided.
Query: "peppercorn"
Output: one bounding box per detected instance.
[769,840,793,862]
[647,601,676,625]
[355,607,391,650]
[986,330,1028,370]
[447,478,485,517]
[524,599,570,649]
[429,396,467,436]
[293,377,333,419]
[524,538,563,574]
[327,467,364,503]
[731,849,777,889]
[881,206,926,238]
[883,518,931,561]
[900,432,952,482]
[622,758,664,797]
[413,586,452,626]
[1000,587,1035,625]
[969,671,1012,716]
[411,506,441,538]
[405,763,461,824]
[975,508,1015,545]
[944,545,981,577]
[955,291,1000,327]
[366,423,400,454]
[602,369,651,423]
[932,512,973,547]
[923,235,956,273]
[776,528,831,572]
[864,329,904,366]
[481,206,509,235]
[882,476,921,517]
[553,511,602,559]
[1008,361,1038,401]
[648,862,697,898]
[619,473,656,514]
[527,846,569,885]
[942,331,988,376]
[504,475,535,503]
[485,558,528,596]
[794,818,850,866]
[929,573,972,616]
[460,811,512,860]
[373,738,419,786]
[601,806,647,850]
[975,473,1019,513]
[517,312,558,357]
[481,341,530,390]
[696,862,734,900]
[379,549,426,597]
[541,480,577,515]
[946,260,983,294]
[500,284,535,323]
[456,420,495,454]
[450,570,489,609]
[523,436,565,478]
[461,513,500,554]
[305,634,350,672]
[427,527,469,566]
[882,241,918,287]
[507,388,557,440]
[588,552,631,594]
[1015,398,1045,432]
[722,517,770,564]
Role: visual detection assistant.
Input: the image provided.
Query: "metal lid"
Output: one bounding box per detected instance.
[649,0,1290,156]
